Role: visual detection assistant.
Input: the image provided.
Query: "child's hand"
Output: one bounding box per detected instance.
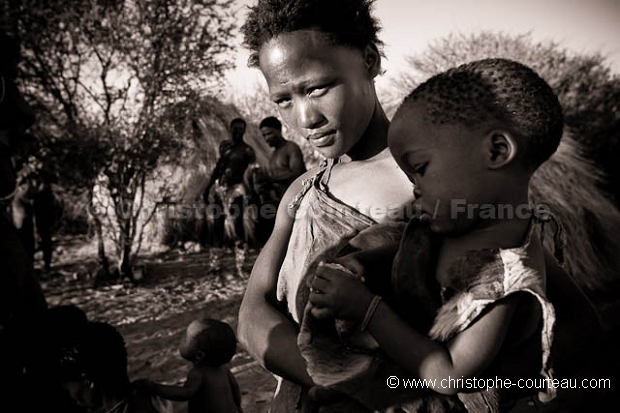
[309,262,374,321]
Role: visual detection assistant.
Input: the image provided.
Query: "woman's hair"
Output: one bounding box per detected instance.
[192,318,237,367]
[241,0,383,67]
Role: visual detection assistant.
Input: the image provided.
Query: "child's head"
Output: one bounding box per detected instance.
[388,58,564,234]
[179,318,237,367]
[58,321,129,409]
[242,0,384,158]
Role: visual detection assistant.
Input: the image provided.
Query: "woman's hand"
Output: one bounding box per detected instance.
[332,252,367,281]
[308,262,374,321]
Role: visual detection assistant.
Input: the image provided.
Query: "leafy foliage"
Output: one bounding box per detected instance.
[7,0,237,278]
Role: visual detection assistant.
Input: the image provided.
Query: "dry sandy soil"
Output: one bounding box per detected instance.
[38,237,619,413]
[39,238,277,413]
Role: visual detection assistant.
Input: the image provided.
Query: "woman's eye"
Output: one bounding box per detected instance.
[308,86,328,98]
[276,98,291,109]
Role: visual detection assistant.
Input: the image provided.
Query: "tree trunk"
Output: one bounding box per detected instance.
[118,241,133,281]
[117,206,134,281]
[89,189,110,279]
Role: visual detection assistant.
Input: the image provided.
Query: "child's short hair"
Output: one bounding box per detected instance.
[242,0,383,67]
[193,318,237,367]
[58,322,129,392]
[400,58,564,167]
[259,116,282,130]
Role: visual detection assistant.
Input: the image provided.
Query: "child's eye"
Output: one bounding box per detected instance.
[413,163,428,175]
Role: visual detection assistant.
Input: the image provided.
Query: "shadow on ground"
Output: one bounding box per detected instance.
[39,238,276,413]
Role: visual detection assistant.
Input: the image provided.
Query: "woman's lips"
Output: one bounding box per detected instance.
[308,131,336,147]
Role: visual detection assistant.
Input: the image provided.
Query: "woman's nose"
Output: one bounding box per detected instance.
[296,98,323,130]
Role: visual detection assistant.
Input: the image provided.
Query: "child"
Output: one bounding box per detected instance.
[138,318,242,413]
[307,58,565,412]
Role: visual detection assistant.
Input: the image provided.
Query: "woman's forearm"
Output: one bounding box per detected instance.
[238,294,313,388]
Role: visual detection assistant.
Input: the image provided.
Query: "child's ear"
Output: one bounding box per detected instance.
[485,130,518,169]
[363,44,381,78]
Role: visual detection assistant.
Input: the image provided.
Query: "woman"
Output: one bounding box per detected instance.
[237,0,413,411]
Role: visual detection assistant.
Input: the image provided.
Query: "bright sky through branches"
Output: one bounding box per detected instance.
[225,0,620,95]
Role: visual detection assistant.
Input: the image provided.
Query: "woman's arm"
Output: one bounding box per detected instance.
[237,170,316,388]
[309,267,541,395]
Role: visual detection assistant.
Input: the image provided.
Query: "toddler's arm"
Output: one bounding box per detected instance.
[228,370,243,412]
[310,266,541,395]
[147,369,203,401]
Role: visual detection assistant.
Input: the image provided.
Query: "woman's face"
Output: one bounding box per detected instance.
[258,30,378,159]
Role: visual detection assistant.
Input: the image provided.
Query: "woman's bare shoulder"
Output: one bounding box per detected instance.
[279,164,322,204]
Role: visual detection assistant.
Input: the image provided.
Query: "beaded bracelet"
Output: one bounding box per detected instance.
[359,295,382,332]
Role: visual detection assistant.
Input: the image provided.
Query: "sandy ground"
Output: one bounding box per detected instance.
[38,237,619,413]
[40,240,277,413]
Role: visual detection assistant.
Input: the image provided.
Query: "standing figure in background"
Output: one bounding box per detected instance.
[259,116,306,206]
[34,174,58,273]
[254,116,306,242]
[204,118,256,247]
[11,177,35,259]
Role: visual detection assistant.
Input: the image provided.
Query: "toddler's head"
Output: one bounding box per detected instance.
[179,318,237,367]
[388,58,563,234]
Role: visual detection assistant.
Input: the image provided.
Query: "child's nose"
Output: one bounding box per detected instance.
[413,186,422,199]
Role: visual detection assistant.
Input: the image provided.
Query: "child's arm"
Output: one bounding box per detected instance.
[309,265,541,395]
[149,369,203,401]
[228,370,243,412]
